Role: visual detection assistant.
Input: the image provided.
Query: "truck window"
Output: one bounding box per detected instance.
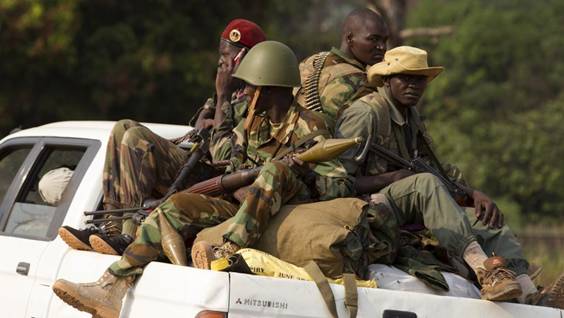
[3,146,86,239]
[0,147,33,204]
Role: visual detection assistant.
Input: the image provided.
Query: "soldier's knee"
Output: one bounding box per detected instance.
[415,172,443,187]
[122,126,150,147]
[169,192,201,208]
[262,161,290,174]
[169,192,212,217]
[113,119,139,131]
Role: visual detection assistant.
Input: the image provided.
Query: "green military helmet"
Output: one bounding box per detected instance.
[233,40,301,88]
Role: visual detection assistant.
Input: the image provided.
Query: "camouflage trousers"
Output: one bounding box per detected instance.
[103,119,189,210]
[109,193,238,277]
[380,172,528,275]
[103,119,218,236]
[108,161,312,277]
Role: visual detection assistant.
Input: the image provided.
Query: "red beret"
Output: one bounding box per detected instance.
[221,19,266,49]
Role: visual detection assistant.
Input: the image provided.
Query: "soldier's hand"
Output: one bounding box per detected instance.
[195,118,214,131]
[472,190,504,229]
[392,169,415,182]
[281,155,310,177]
[233,186,251,203]
[215,56,237,100]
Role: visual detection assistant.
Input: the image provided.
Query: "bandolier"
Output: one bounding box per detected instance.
[295,47,367,126]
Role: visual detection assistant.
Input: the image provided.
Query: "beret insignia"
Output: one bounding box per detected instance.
[229,29,241,43]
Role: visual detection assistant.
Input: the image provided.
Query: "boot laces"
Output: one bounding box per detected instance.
[483,267,516,286]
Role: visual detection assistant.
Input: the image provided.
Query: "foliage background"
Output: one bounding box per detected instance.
[0,0,562,283]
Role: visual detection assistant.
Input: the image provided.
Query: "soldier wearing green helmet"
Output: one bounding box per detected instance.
[51,41,354,317]
[191,40,354,269]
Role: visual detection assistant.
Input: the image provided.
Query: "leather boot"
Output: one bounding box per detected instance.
[52,270,135,318]
[477,256,522,301]
[191,240,240,270]
[527,273,564,309]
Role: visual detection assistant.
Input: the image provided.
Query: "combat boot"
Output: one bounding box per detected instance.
[477,256,522,301]
[58,226,100,251]
[90,233,134,255]
[52,270,135,318]
[192,240,240,270]
[527,273,564,309]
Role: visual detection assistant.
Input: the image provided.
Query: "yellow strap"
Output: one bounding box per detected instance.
[304,261,338,318]
[343,273,358,318]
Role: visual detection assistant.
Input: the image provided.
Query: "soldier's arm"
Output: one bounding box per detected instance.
[192,97,216,130]
[288,113,355,200]
[307,133,355,200]
[335,100,411,194]
[210,98,248,162]
[319,73,366,121]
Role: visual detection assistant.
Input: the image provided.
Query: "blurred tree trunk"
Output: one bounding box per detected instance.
[366,0,407,47]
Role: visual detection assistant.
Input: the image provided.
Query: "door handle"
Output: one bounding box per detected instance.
[16,262,30,275]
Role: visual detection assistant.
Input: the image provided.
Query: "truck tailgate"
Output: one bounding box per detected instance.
[228,272,564,318]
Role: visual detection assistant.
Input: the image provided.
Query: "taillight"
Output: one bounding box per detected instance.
[195,310,227,318]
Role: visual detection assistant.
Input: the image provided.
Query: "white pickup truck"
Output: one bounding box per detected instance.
[0,121,561,318]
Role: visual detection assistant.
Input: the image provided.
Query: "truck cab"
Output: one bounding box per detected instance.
[0,121,561,318]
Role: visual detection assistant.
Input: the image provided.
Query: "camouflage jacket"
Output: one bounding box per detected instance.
[296,47,367,127]
[230,102,354,200]
[336,86,465,183]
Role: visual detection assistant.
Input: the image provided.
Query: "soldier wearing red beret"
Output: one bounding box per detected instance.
[56,19,266,260]
[194,18,266,162]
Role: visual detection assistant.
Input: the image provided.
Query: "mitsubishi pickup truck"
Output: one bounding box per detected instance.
[0,121,561,318]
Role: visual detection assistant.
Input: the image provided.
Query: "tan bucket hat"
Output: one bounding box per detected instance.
[367,46,444,86]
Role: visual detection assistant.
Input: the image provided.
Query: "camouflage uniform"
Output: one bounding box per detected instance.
[336,86,529,275]
[102,119,190,237]
[109,103,354,277]
[296,47,367,126]
[102,95,247,236]
[209,94,249,162]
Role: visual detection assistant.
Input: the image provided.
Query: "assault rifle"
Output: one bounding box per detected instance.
[84,128,211,225]
[368,142,471,204]
[185,137,363,197]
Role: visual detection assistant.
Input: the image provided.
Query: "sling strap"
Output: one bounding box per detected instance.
[304,261,359,318]
[304,261,339,318]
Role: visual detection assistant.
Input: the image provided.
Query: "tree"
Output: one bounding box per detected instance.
[405,0,564,220]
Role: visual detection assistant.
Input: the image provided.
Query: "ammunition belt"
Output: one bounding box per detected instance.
[304,52,330,112]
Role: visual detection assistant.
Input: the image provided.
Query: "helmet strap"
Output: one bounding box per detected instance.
[244,86,262,130]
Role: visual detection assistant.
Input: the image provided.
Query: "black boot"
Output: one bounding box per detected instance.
[89,233,134,255]
[58,226,101,251]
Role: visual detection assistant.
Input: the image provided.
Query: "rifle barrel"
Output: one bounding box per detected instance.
[85,215,133,224]
[84,207,143,216]
[371,143,470,202]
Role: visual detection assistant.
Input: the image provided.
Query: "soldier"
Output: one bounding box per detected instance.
[57,18,266,256]
[51,40,354,318]
[336,46,564,307]
[295,8,389,126]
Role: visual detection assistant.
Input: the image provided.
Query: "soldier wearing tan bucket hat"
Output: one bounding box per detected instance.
[335,45,564,307]
[367,46,443,87]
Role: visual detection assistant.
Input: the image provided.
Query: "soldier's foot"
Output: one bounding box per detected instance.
[528,273,564,309]
[52,270,134,318]
[477,256,522,301]
[90,234,133,255]
[191,240,240,270]
[58,226,100,251]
